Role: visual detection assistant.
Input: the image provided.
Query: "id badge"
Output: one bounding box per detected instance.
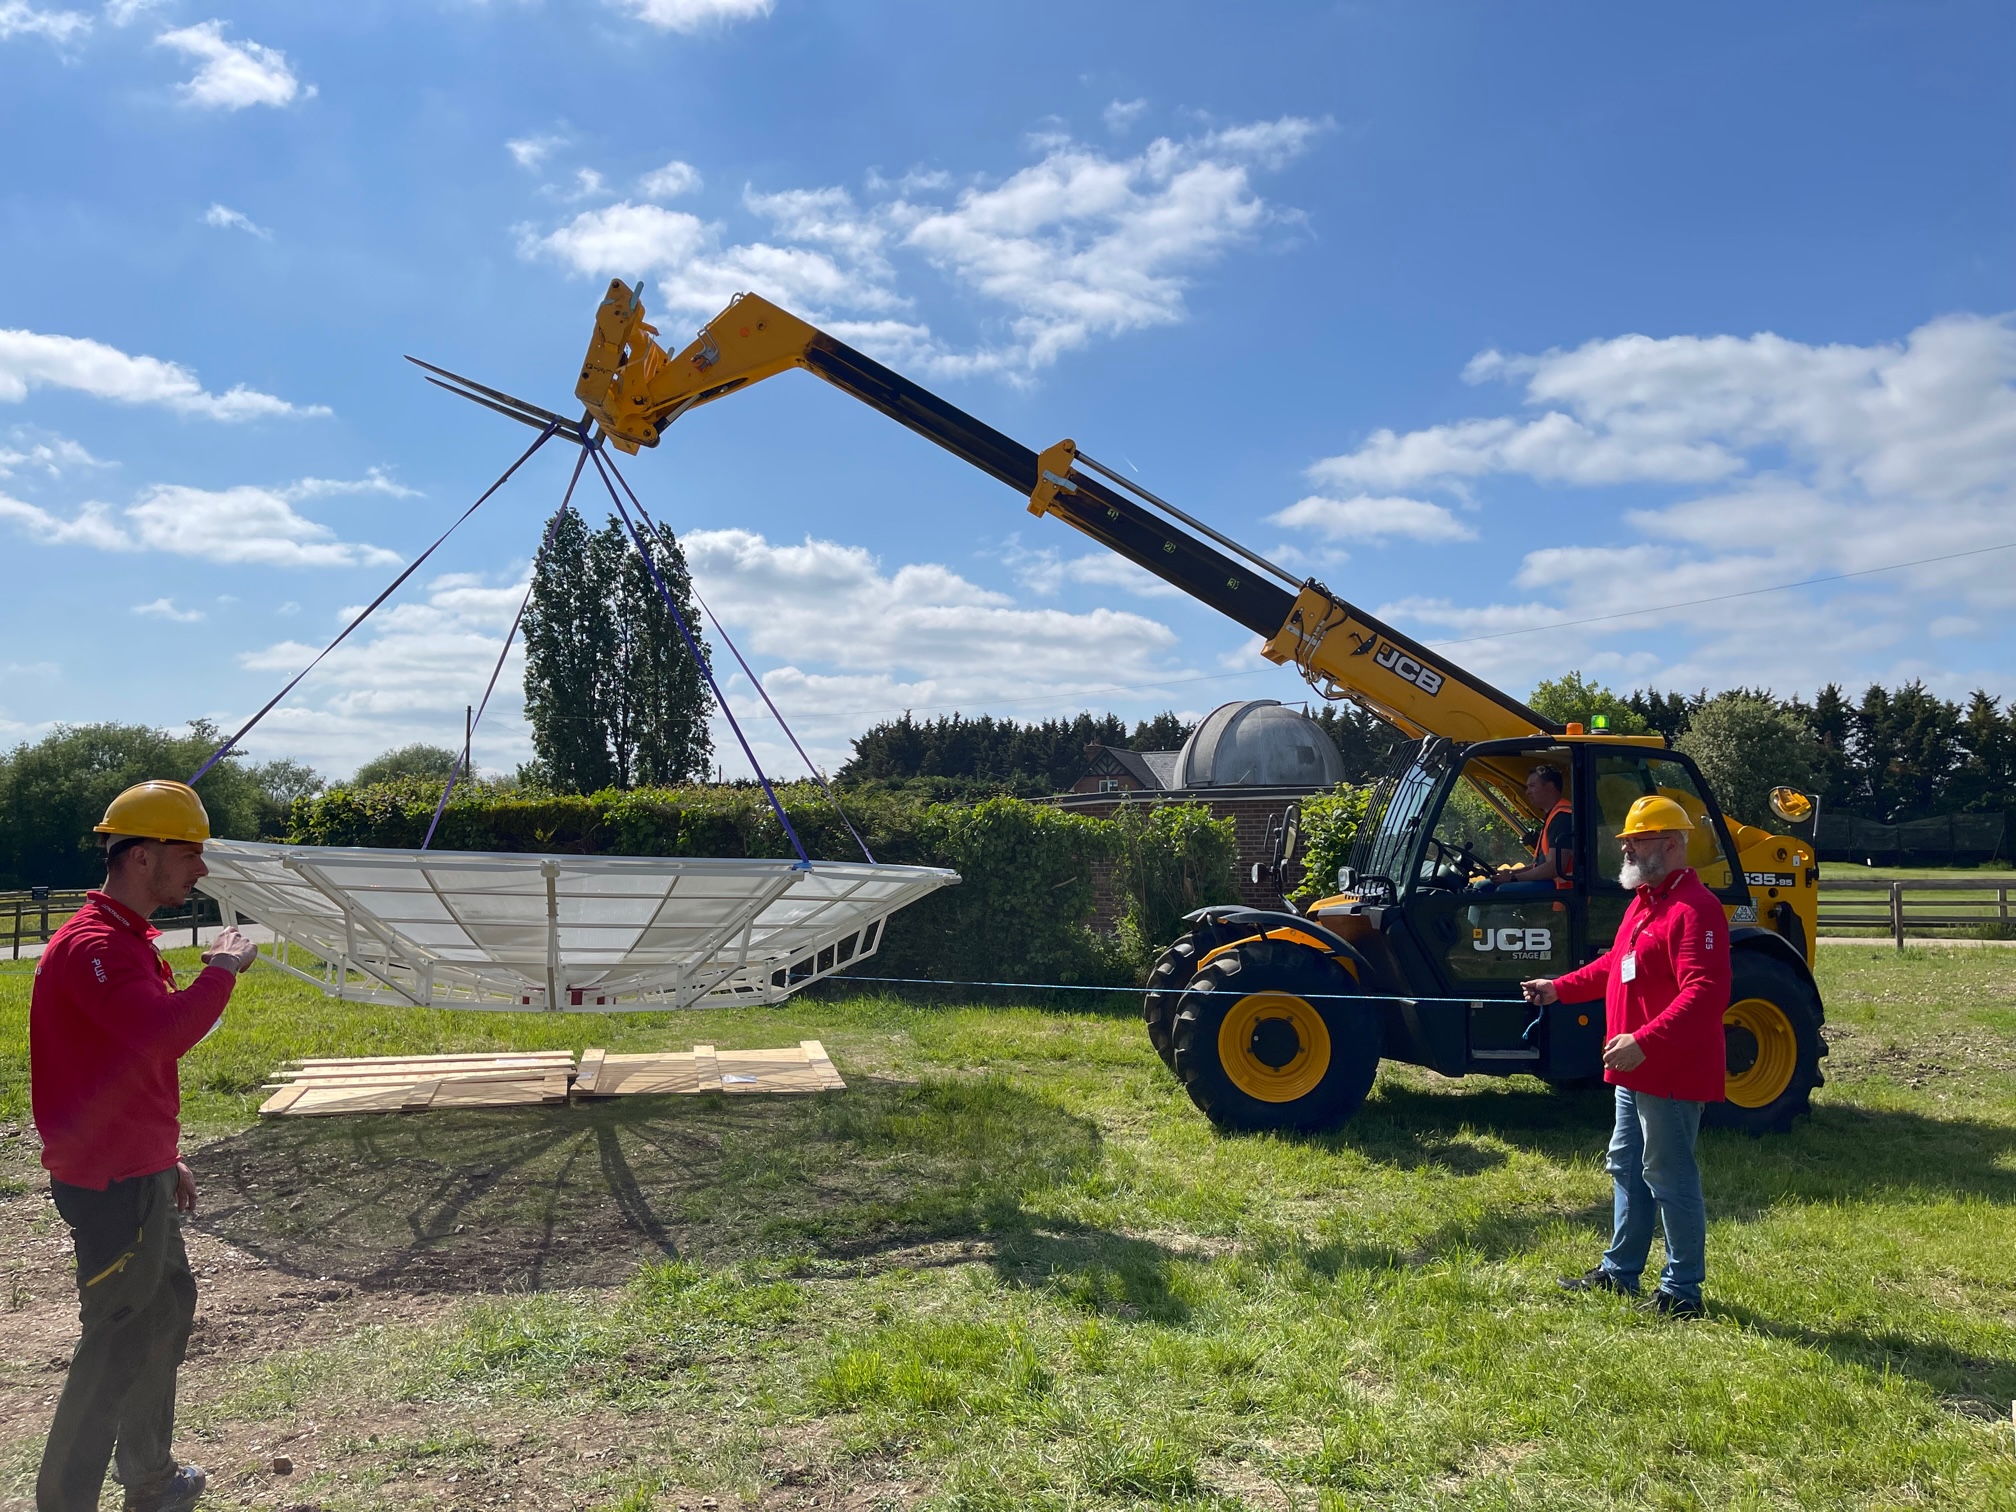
[1620,952,1637,983]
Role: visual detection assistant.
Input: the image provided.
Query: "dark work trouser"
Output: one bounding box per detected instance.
[37,1167,196,1512]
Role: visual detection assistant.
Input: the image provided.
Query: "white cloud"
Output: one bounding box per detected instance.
[133,596,204,622]
[1316,313,2016,501]
[126,483,402,567]
[284,468,420,501]
[0,491,129,549]
[0,2,88,43]
[638,159,702,200]
[204,202,272,239]
[0,329,325,419]
[1269,493,1477,544]
[566,167,608,201]
[0,472,402,566]
[234,572,534,777]
[507,133,566,171]
[1003,537,1182,598]
[157,20,311,110]
[1104,98,1147,133]
[679,528,1191,770]
[103,0,163,23]
[608,0,772,33]
[523,117,1322,379]
[0,429,110,479]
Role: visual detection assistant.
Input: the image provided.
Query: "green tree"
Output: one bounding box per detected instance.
[1310,703,1407,783]
[523,508,714,793]
[1291,784,1372,904]
[1128,711,1193,750]
[600,514,715,787]
[1675,693,1821,828]
[0,721,290,887]
[524,505,617,794]
[1108,802,1237,963]
[1528,672,1649,734]
[1625,687,1704,743]
[352,744,460,787]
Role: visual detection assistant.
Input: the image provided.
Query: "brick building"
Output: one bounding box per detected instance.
[1045,699,1348,921]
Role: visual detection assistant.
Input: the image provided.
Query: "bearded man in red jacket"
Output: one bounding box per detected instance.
[1522,795,1730,1320]
[31,781,258,1512]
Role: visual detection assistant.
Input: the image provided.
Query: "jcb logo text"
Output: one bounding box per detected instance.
[1372,642,1444,695]
[1473,927,1551,955]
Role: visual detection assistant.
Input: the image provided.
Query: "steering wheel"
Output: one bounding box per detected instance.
[1426,836,1494,883]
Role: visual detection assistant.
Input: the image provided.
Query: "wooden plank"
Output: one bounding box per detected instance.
[575,1047,607,1097]
[402,1080,440,1113]
[590,1051,701,1097]
[802,1039,846,1090]
[693,1043,720,1093]
[281,1053,572,1078]
[271,1066,569,1089]
[717,1046,822,1093]
[257,1082,309,1117]
[285,1050,576,1068]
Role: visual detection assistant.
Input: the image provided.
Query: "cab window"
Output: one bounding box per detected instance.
[1590,752,1735,890]
[1414,752,1572,890]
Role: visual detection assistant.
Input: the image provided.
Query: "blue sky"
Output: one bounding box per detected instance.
[2,0,2013,781]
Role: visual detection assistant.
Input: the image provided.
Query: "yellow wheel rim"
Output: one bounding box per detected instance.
[1723,996,1798,1108]
[1218,992,1331,1103]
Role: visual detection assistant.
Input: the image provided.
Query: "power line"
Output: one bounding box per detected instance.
[1426,540,2016,648]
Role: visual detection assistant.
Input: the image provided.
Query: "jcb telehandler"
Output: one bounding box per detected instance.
[511,280,1828,1136]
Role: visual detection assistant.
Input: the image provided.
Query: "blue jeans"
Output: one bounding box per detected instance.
[1601,1087,1707,1303]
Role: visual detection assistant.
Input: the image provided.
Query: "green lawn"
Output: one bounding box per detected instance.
[1,946,2013,1509]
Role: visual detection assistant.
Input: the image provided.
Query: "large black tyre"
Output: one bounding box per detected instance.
[1704,950,1827,1135]
[1169,938,1380,1132]
[1143,920,1252,1071]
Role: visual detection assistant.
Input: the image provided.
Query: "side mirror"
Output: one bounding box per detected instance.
[1768,787,1814,824]
[1336,866,1354,892]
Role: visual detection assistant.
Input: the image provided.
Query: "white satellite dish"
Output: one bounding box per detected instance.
[199,840,956,1012]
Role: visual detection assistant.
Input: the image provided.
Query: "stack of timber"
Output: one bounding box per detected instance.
[257,1041,844,1117]
[575,1041,845,1098]
[258,1051,575,1117]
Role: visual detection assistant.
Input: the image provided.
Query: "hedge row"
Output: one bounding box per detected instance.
[286,780,1242,986]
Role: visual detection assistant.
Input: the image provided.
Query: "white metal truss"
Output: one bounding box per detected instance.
[196,840,957,1011]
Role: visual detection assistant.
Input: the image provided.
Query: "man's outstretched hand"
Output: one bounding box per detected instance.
[201,926,259,974]
[1520,978,1558,1006]
[175,1160,197,1215]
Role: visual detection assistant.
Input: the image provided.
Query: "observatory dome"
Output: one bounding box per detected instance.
[1173,700,1346,789]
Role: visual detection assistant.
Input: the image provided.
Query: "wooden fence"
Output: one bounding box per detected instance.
[1818,877,2014,947]
[4,888,221,959]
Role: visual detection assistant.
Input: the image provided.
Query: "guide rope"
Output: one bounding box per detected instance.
[599,448,878,865]
[187,421,561,785]
[421,444,593,849]
[586,442,813,866]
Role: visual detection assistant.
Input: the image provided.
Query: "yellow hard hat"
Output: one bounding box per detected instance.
[1617,794,1694,838]
[94,780,211,844]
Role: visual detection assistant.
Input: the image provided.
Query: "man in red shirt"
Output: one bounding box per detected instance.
[1522,795,1730,1319]
[31,781,258,1512]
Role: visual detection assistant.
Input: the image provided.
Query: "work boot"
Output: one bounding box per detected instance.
[1556,1266,1637,1297]
[125,1464,206,1512]
[1641,1289,1706,1321]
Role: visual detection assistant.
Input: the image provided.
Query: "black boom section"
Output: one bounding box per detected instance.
[802,334,1297,638]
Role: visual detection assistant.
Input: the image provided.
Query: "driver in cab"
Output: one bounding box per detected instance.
[1473,765,1572,897]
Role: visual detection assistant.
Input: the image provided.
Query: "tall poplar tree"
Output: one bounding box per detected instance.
[523,507,713,793]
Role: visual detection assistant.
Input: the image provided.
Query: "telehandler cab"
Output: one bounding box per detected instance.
[451,279,1831,1135]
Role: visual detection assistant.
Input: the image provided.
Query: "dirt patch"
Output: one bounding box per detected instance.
[182,1079,1099,1293]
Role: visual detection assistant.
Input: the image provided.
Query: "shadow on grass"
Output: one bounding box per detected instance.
[1318,1082,2016,1212]
[1712,1300,2016,1404]
[188,1076,1111,1294]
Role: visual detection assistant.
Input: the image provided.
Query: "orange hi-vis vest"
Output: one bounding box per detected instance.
[1533,798,1575,890]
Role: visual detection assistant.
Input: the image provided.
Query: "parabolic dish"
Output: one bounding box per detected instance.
[197,840,958,1011]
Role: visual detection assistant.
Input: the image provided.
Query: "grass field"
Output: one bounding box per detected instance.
[1,945,2013,1509]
